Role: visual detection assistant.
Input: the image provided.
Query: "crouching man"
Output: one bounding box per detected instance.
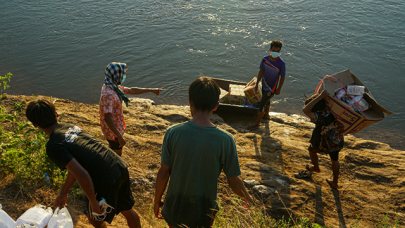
[154,77,253,228]
[26,99,141,228]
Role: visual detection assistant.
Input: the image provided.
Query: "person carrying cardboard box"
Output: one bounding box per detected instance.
[247,40,286,130]
[299,90,344,189]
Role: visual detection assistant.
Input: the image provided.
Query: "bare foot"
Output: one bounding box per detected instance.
[305,164,320,173]
[262,115,270,120]
[326,179,339,189]
[247,124,260,130]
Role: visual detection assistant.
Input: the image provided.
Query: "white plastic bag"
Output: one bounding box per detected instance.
[47,207,73,228]
[16,205,52,228]
[0,204,17,228]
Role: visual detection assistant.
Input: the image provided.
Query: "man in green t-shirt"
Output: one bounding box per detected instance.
[154,77,253,228]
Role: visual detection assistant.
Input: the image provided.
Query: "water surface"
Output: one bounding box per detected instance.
[1,0,404,149]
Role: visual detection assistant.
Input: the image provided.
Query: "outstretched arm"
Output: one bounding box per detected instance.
[227,176,253,205]
[154,162,170,218]
[127,87,165,96]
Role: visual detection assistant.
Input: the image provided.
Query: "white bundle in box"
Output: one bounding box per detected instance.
[349,95,370,112]
[347,85,365,96]
[334,88,346,99]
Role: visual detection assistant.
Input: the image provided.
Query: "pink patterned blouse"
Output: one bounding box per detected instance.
[99,85,129,141]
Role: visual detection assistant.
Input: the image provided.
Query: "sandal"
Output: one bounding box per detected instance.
[294,170,311,179]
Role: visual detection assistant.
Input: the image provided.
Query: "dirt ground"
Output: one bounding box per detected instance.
[1,95,404,227]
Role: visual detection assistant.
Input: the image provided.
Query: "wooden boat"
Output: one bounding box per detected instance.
[212,78,259,115]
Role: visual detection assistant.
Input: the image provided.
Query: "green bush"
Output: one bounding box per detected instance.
[0,72,12,98]
[0,105,67,189]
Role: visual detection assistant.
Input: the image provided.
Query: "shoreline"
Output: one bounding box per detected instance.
[7,91,402,150]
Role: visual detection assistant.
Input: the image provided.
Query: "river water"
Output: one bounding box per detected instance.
[1,0,404,149]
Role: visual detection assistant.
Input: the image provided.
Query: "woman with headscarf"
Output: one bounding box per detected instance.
[99,62,165,156]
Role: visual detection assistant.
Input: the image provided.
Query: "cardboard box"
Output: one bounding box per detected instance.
[244,85,262,105]
[246,77,257,88]
[243,77,262,105]
[229,84,246,105]
[219,87,229,104]
[315,69,392,135]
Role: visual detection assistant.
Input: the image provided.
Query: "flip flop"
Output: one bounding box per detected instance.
[326,179,338,189]
[294,170,311,179]
[247,124,260,130]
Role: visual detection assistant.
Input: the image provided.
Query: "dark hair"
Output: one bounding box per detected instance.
[26,99,57,128]
[188,77,220,112]
[304,94,326,112]
[270,40,283,49]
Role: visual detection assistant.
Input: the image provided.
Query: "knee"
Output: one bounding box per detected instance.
[121,209,139,219]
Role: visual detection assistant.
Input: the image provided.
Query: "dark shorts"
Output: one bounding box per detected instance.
[107,138,123,150]
[83,168,135,224]
[308,145,340,161]
[259,89,274,112]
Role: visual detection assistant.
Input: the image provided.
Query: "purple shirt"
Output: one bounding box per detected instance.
[259,55,286,92]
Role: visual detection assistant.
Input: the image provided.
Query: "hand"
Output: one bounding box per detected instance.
[91,201,104,215]
[117,135,126,147]
[244,194,253,206]
[154,201,164,219]
[275,88,281,95]
[152,88,165,96]
[54,193,68,208]
[254,84,259,93]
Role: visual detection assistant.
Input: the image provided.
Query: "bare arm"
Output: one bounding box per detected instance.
[227,176,253,205]
[275,75,285,95]
[65,158,102,214]
[302,90,329,119]
[127,87,165,96]
[154,162,170,218]
[255,69,264,92]
[104,113,125,147]
[54,171,76,208]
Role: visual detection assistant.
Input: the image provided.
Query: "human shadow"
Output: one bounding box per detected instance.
[214,111,292,221]
[314,184,325,226]
[332,188,347,228]
[253,120,292,221]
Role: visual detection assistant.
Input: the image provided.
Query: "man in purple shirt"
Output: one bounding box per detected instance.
[247,40,286,130]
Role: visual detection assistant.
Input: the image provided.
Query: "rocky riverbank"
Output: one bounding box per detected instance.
[1,95,404,227]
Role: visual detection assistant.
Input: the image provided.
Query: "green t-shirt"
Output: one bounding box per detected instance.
[161,121,241,228]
